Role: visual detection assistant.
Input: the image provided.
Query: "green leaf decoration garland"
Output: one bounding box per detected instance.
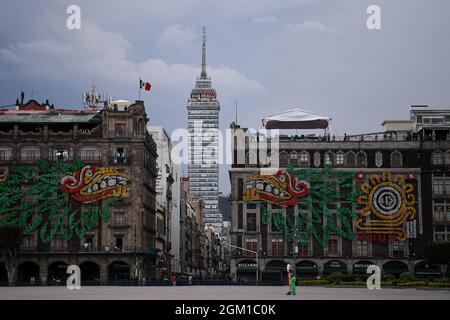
[0,160,119,243]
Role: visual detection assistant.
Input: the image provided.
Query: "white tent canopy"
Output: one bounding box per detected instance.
[262,108,331,129]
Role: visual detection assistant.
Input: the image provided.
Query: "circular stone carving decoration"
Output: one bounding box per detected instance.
[372,185,402,216]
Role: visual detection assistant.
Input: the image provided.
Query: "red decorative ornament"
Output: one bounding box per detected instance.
[407,172,416,181]
[356,172,365,180]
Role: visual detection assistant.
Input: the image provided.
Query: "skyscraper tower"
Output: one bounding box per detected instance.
[187,27,222,234]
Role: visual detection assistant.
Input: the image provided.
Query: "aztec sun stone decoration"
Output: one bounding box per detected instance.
[357,172,416,241]
[243,170,310,206]
[61,165,129,203]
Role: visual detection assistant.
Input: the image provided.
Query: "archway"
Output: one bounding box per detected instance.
[383,261,409,277]
[48,261,69,285]
[296,260,319,278]
[108,261,130,285]
[352,260,376,274]
[262,260,288,285]
[80,261,100,285]
[17,261,40,286]
[324,260,347,275]
[236,259,257,285]
[0,263,7,286]
[414,261,441,278]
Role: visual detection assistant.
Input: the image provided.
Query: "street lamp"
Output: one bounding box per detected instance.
[221,240,259,286]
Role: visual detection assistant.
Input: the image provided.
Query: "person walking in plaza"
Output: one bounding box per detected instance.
[289,271,297,296]
[171,274,177,287]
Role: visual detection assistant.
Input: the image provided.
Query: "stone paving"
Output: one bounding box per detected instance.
[0,285,449,300]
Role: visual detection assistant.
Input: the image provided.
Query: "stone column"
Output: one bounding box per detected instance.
[100,262,108,286]
[40,263,48,286]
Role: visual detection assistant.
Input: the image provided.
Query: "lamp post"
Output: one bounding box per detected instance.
[221,240,259,286]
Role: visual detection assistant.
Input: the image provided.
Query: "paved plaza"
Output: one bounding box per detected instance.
[0,286,449,300]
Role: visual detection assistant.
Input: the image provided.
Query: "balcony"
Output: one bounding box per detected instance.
[109,155,131,165]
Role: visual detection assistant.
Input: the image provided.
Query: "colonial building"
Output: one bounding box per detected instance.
[0,98,158,285]
[229,106,450,284]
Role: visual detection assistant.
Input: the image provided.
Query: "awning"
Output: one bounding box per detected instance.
[262,108,331,129]
[296,267,319,274]
[237,268,257,273]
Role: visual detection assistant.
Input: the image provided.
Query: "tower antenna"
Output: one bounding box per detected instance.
[235,100,238,124]
[201,26,207,79]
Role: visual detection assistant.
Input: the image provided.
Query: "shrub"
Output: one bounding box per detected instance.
[299,280,329,286]
[397,281,428,287]
[339,281,367,286]
[429,282,450,288]
[385,274,396,281]
[327,272,344,284]
[399,272,415,282]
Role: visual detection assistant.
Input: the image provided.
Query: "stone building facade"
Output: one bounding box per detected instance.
[0,99,158,285]
[229,106,450,284]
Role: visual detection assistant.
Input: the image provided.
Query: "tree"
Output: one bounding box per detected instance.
[425,242,450,276]
[0,225,24,286]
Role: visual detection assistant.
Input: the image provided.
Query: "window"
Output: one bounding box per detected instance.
[271,239,284,256]
[355,240,368,257]
[433,202,445,224]
[115,123,126,137]
[325,152,334,165]
[20,146,40,161]
[115,148,126,163]
[289,153,298,166]
[53,237,64,251]
[247,212,257,232]
[80,146,101,161]
[246,151,257,165]
[434,233,446,242]
[298,243,309,256]
[392,241,405,257]
[115,237,123,251]
[391,151,402,168]
[433,178,444,195]
[299,152,309,166]
[245,239,257,252]
[280,153,288,166]
[238,178,244,200]
[356,152,367,167]
[327,238,338,256]
[0,147,12,161]
[432,152,444,165]
[336,153,344,166]
[346,152,356,166]
[22,236,34,251]
[53,148,69,163]
[445,152,450,166]
[237,203,243,229]
[114,211,126,226]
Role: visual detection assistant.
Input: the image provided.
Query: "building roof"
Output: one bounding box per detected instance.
[262,108,330,129]
[0,111,101,123]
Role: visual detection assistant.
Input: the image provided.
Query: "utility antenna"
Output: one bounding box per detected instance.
[200,26,207,79]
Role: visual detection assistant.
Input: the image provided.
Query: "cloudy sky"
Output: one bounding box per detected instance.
[1,0,450,194]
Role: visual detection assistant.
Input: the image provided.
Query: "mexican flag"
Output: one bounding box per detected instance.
[140,79,151,91]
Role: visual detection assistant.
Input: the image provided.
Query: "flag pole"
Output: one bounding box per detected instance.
[139,76,141,101]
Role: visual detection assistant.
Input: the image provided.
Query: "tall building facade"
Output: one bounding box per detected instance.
[187,29,222,233]
[229,105,450,285]
[147,126,178,277]
[0,98,159,285]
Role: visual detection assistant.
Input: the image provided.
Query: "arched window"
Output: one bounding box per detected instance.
[336,152,345,166]
[346,152,356,167]
[391,151,402,168]
[432,151,444,165]
[356,152,367,167]
[20,146,40,161]
[280,152,288,167]
[0,147,12,161]
[299,151,310,166]
[80,146,101,161]
[325,152,334,165]
[289,152,298,166]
